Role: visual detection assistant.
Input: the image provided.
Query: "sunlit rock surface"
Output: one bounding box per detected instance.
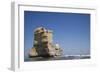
[29,27,63,58]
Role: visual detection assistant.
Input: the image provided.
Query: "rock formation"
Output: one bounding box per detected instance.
[29,27,63,58]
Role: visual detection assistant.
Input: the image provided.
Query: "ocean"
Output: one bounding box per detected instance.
[24,55,90,62]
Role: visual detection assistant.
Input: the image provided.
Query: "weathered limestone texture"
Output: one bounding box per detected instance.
[29,27,63,57]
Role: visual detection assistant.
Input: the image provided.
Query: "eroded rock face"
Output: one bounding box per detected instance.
[29,48,38,57]
[29,27,63,58]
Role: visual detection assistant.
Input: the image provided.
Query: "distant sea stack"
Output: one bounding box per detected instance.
[29,27,63,58]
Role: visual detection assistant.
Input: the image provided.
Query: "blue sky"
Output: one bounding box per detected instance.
[24,11,90,59]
